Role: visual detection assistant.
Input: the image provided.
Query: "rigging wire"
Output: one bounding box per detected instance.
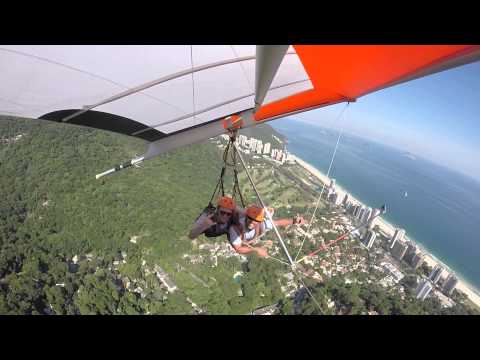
[190,45,197,125]
[234,141,296,266]
[230,45,254,93]
[294,103,350,262]
[293,271,323,313]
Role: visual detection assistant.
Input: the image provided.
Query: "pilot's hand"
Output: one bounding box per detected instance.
[202,214,217,227]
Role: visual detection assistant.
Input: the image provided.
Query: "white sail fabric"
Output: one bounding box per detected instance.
[0,45,312,136]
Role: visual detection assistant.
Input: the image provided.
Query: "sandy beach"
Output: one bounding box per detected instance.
[291,154,480,309]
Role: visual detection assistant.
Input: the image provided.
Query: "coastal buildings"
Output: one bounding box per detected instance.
[362,229,377,249]
[263,142,271,154]
[351,204,360,217]
[328,191,338,205]
[368,208,380,230]
[256,140,263,154]
[391,241,408,261]
[271,148,278,159]
[429,264,444,285]
[390,228,405,249]
[416,279,434,300]
[358,207,366,221]
[404,243,417,264]
[443,273,459,295]
[410,252,425,269]
[342,194,349,206]
[363,207,373,224]
[276,150,284,162]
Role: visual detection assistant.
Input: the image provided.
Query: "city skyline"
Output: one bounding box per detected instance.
[288,61,480,182]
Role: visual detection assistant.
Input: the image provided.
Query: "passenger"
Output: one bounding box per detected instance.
[228,205,306,258]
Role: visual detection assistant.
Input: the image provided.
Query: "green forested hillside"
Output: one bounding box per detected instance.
[1,115,307,315]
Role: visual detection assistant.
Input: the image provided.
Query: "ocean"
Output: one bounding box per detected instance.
[271,118,480,291]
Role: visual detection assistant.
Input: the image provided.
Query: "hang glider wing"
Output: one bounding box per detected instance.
[1,45,479,166]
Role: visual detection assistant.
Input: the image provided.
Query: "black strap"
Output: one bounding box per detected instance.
[206,130,246,209]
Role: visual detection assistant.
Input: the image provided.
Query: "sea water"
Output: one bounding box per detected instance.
[272,118,480,290]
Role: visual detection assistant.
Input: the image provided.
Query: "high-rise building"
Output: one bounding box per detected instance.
[410,252,425,269]
[367,208,380,230]
[391,241,408,261]
[404,243,417,264]
[263,142,271,154]
[256,141,263,154]
[271,149,277,159]
[342,194,349,206]
[276,150,283,161]
[429,264,444,285]
[329,192,338,205]
[345,202,351,210]
[443,273,458,295]
[362,229,377,249]
[415,279,433,300]
[239,135,248,147]
[252,138,260,152]
[281,152,287,164]
[362,207,372,224]
[390,228,405,249]
[353,204,361,217]
[358,207,366,221]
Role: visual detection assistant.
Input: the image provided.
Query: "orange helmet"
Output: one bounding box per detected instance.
[246,205,265,222]
[217,196,236,210]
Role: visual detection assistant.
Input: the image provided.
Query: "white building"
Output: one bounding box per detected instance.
[271,149,278,159]
[154,265,177,293]
[368,208,380,230]
[429,264,444,285]
[353,204,361,217]
[256,141,263,154]
[276,150,283,162]
[249,138,258,151]
[363,207,372,224]
[357,206,366,221]
[390,228,406,249]
[363,229,377,249]
[238,134,248,147]
[381,262,404,283]
[443,273,458,295]
[415,279,433,300]
[263,142,271,154]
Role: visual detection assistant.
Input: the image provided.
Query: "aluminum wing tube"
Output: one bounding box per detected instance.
[142,109,257,160]
[254,45,289,112]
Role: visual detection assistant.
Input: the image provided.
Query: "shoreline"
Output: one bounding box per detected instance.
[290,154,480,309]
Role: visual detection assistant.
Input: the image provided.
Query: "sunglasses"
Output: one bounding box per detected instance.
[219,210,233,216]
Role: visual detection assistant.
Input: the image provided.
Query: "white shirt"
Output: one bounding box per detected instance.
[228,215,273,247]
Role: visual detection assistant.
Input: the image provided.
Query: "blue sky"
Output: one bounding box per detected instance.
[291,61,480,181]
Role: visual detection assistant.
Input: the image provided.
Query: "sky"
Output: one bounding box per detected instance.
[290,61,480,181]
